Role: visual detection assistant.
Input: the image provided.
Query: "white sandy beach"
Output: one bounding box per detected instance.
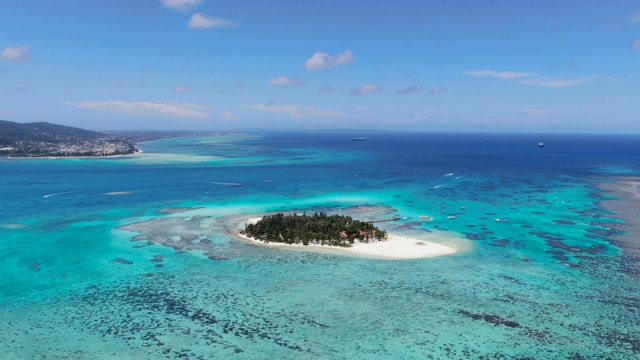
[234,217,462,260]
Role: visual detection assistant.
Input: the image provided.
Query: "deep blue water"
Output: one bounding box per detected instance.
[0,132,639,359]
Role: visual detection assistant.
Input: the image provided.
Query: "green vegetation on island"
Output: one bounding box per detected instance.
[241,212,388,246]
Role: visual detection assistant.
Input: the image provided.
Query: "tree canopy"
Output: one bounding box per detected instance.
[241,212,388,246]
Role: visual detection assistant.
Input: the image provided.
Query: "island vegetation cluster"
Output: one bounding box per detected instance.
[241,212,388,246]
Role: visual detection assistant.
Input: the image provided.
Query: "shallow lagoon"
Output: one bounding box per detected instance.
[1,132,638,359]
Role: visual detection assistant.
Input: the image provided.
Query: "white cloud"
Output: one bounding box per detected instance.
[395,84,424,95]
[466,68,604,88]
[464,70,535,79]
[349,83,382,96]
[518,75,602,88]
[633,39,640,51]
[63,101,209,120]
[267,76,304,86]
[304,50,354,71]
[0,45,31,61]
[221,110,236,121]
[161,0,202,12]
[188,13,238,29]
[243,103,349,120]
[428,85,446,95]
[174,85,188,93]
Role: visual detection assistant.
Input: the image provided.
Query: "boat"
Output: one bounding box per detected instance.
[538,142,544,147]
[352,137,366,141]
[419,215,433,221]
[495,218,510,222]
[447,216,456,220]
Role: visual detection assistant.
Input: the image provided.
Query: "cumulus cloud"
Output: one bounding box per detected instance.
[0,45,31,61]
[349,83,382,96]
[304,50,354,71]
[464,70,535,79]
[633,39,640,51]
[161,0,202,12]
[221,110,236,121]
[518,75,602,88]
[174,85,188,93]
[395,84,424,95]
[63,101,209,120]
[319,84,333,93]
[428,85,446,95]
[267,76,304,86]
[188,13,238,29]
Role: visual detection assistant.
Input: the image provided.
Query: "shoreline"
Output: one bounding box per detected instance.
[230,217,465,260]
[6,149,141,160]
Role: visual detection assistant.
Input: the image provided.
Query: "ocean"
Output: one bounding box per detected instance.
[1,132,638,359]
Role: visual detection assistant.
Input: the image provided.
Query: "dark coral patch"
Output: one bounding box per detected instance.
[552,220,577,225]
[488,239,510,247]
[458,309,520,328]
[113,258,134,265]
[464,233,484,240]
[586,228,620,237]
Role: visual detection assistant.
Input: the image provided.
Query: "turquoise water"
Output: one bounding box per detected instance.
[1,132,638,359]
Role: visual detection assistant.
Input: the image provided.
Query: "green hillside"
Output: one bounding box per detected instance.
[0,120,106,144]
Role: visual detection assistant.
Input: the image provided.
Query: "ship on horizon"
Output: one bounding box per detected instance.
[352,137,366,141]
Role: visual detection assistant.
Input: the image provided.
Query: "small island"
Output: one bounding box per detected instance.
[240,212,387,246]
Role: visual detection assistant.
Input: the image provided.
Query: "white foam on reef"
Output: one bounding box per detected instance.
[124,153,223,164]
[197,181,242,186]
[1,223,27,229]
[103,191,133,196]
[43,191,77,198]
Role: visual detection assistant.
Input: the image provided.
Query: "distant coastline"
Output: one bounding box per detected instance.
[0,119,228,158]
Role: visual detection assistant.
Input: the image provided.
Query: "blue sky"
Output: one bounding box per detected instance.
[1,0,640,132]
